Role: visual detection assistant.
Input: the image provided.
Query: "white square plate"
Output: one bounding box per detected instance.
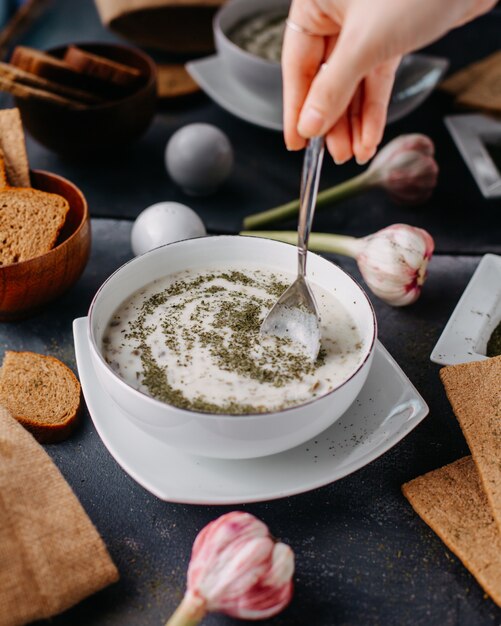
[74,317,428,505]
[431,254,501,365]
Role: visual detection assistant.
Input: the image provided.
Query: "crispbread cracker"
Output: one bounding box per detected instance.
[0,108,30,187]
[440,356,501,532]
[403,456,501,607]
[457,65,501,113]
[440,51,501,96]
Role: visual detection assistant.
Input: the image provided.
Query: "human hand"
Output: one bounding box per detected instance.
[282,0,496,163]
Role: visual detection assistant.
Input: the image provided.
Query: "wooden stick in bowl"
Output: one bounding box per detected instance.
[0,75,84,109]
[0,62,101,105]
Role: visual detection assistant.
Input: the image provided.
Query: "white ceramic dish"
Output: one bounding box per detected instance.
[188,55,282,131]
[431,254,501,365]
[74,316,428,505]
[445,114,501,199]
[214,0,288,103]
[86,236,376,459]
[186,54,448,131]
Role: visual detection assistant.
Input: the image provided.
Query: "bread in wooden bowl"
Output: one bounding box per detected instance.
[13,42,157,157]
[0,107,90,320]
[0,168,90,321]
[0,158,70,265]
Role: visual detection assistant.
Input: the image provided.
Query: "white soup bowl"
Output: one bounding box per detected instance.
[87,235,377,459]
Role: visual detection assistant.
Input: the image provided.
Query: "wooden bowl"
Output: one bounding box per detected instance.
[15,43,157,157]
[0,170,91,321]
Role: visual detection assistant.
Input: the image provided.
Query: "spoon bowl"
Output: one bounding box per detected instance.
[260,275,321,361]
[260,136,324,359]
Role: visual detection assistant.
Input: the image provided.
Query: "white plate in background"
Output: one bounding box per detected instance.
[187,54,449,131]
[431,254,501,365]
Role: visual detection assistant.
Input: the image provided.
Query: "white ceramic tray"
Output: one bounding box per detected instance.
[74,317,428,505]
[445,115,501,199]
[431,254,501,365]
[187,53,448,132]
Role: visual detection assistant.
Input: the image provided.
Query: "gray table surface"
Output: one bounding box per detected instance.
[16,0,501,253]
[1,0,500,624]
[0,220,492,626]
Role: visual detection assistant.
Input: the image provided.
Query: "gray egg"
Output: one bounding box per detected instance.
[165,123,234,195]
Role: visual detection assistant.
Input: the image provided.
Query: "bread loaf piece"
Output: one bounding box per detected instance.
[10,46,125,99]
[0,351,81,443]
[0,108,30,187]
[0,186,69,264]
[0,61,102,105]
[0,75,84,109]
[64,45,142,89]
[0,155,69,265]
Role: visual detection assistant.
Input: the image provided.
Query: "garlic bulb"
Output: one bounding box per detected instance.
[166,512,294,626]
[240,223,435,307]
[356,224,435,306]
[366,134,438,205]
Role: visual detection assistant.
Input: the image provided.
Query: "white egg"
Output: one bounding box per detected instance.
[131,202,206,256]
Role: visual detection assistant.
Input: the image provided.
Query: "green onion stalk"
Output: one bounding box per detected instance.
[242,134,438,231]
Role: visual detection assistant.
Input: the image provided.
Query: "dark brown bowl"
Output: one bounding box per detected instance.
[15,43,157,157]
[0,170,91,321]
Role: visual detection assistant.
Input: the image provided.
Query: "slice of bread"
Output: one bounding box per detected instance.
[0,351,81,443]
[10,46,124,99]
[0,186,69,264]
[0,75,84,110]
[0,61,102,105]
[0,154,69,265]
[0,108,30,187]
[64,45,142,89]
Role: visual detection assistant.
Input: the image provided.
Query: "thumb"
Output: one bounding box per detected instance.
[297,29,373,138]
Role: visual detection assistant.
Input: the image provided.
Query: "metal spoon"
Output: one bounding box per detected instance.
[260,135,325,360]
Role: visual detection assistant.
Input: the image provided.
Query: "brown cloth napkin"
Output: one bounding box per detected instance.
[0,405,118,626]
[94,0,225,54]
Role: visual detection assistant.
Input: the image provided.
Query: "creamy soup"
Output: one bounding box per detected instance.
[229,12,286,63]
[102,265,364,414]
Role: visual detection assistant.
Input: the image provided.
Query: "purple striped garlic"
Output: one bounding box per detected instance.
[353,223,435,306]
[366,134,439,205]
[166,512,294,626]
[240,223,435,307]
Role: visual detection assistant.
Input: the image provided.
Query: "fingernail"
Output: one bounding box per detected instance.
[298,106,324,137]
[333,156,349,165]
[356,156,369,165]
[358,147,376,165]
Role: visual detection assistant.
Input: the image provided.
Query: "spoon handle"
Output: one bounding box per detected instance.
[297,135,325,278]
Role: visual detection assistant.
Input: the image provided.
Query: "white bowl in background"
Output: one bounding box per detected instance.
[87,236,377,459]
[213,0,288,103]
